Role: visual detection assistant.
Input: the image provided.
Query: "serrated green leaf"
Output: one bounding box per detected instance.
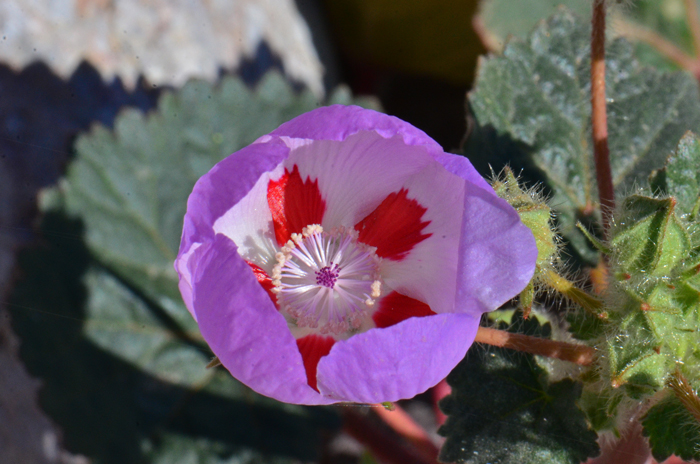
[663,131,700,218]
[642,393,700,461]
[10,212,339,464]
[19,74,372,463]
[577,381,625,432]
[62,72,378,327]
[607,310,669,395]
[467,10,700,264]
[82,267,212,388]
[438,344,598,464]
[477,0,700,75]
[611,195,690,276]
[566,308,608,341]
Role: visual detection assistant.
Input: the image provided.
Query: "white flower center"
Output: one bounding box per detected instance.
[271,224,382,335]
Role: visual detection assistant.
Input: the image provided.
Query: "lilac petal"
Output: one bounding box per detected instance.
[175,242,203,320]
[177,142,288,259]
[316,313,479,404]
[192,234,334,405]
[175,141,288,317]
[431,151,495,197]
[455,181,537,315]
[269,104,444,156]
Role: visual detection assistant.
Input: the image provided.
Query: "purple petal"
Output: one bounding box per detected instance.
[455,181,537,315]
[316,313,480,403]
[269,104,444,155]
[431,151,495,196]
[192,234,333,405]
[178,142,288,258]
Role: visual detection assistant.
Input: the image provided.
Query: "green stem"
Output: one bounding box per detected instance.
[542,269,607,319]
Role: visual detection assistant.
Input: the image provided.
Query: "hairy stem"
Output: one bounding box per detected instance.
[475,327,595,366]
[615,19,700,76]
[668,370,700,425]
[591,0,615,237]
[543,268,607,318]
[341,407,435,464]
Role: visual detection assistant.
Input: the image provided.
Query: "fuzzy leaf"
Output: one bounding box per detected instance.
[611,195,690,276]
[476,0,697,74]
[643,393,700,462]
[438,315,598,464]
[653,131,700,218]
[606,310,669,395]
[21,73,371,462]
[10,213,339,463]
[466,10,700,264]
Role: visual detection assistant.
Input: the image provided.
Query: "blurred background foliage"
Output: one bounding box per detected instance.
[2,0,700,463]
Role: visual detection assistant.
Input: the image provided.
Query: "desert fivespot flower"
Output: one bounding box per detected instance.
[175,105,537,405]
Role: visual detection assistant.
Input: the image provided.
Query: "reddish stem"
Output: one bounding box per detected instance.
[374,404,440,462]
[615,19,700,76]
[669,370,700,425]
[591,0,615,237]
[340,407,434,464]
[431,379,451,426]
[474,327,595,366]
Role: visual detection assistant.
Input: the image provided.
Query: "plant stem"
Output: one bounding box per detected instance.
[373,404,440,462]
[669,370,700,425]
[340,407,435,464]
[474,327,595,366]
[615,19,700,76]
[591,0,615,237]
[431,379,451,426]
[685,0,700,56]
[543,269,607,319]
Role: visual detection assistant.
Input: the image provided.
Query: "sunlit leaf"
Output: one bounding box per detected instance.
[466,10,700,264]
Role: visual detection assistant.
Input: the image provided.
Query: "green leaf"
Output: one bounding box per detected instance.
[438,316,598,464]
[653,131,700,218]
[143,433,300,464]
[475,1,591,51]
[642,393,700,461]
[477,0,700,75]
[16,73,373,463]
[611,195,690,276]
[10,212,339,464]
[466,10,700,264]
[606,310,669,395]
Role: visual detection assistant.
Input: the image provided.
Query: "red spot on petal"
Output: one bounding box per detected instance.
[354,189,432,260]
[267,165,326,246]
[296,335,335,391]
[372,291,436,328]
[245,261,278,308]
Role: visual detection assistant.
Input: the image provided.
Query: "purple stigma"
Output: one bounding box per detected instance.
[315,264,340,288]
